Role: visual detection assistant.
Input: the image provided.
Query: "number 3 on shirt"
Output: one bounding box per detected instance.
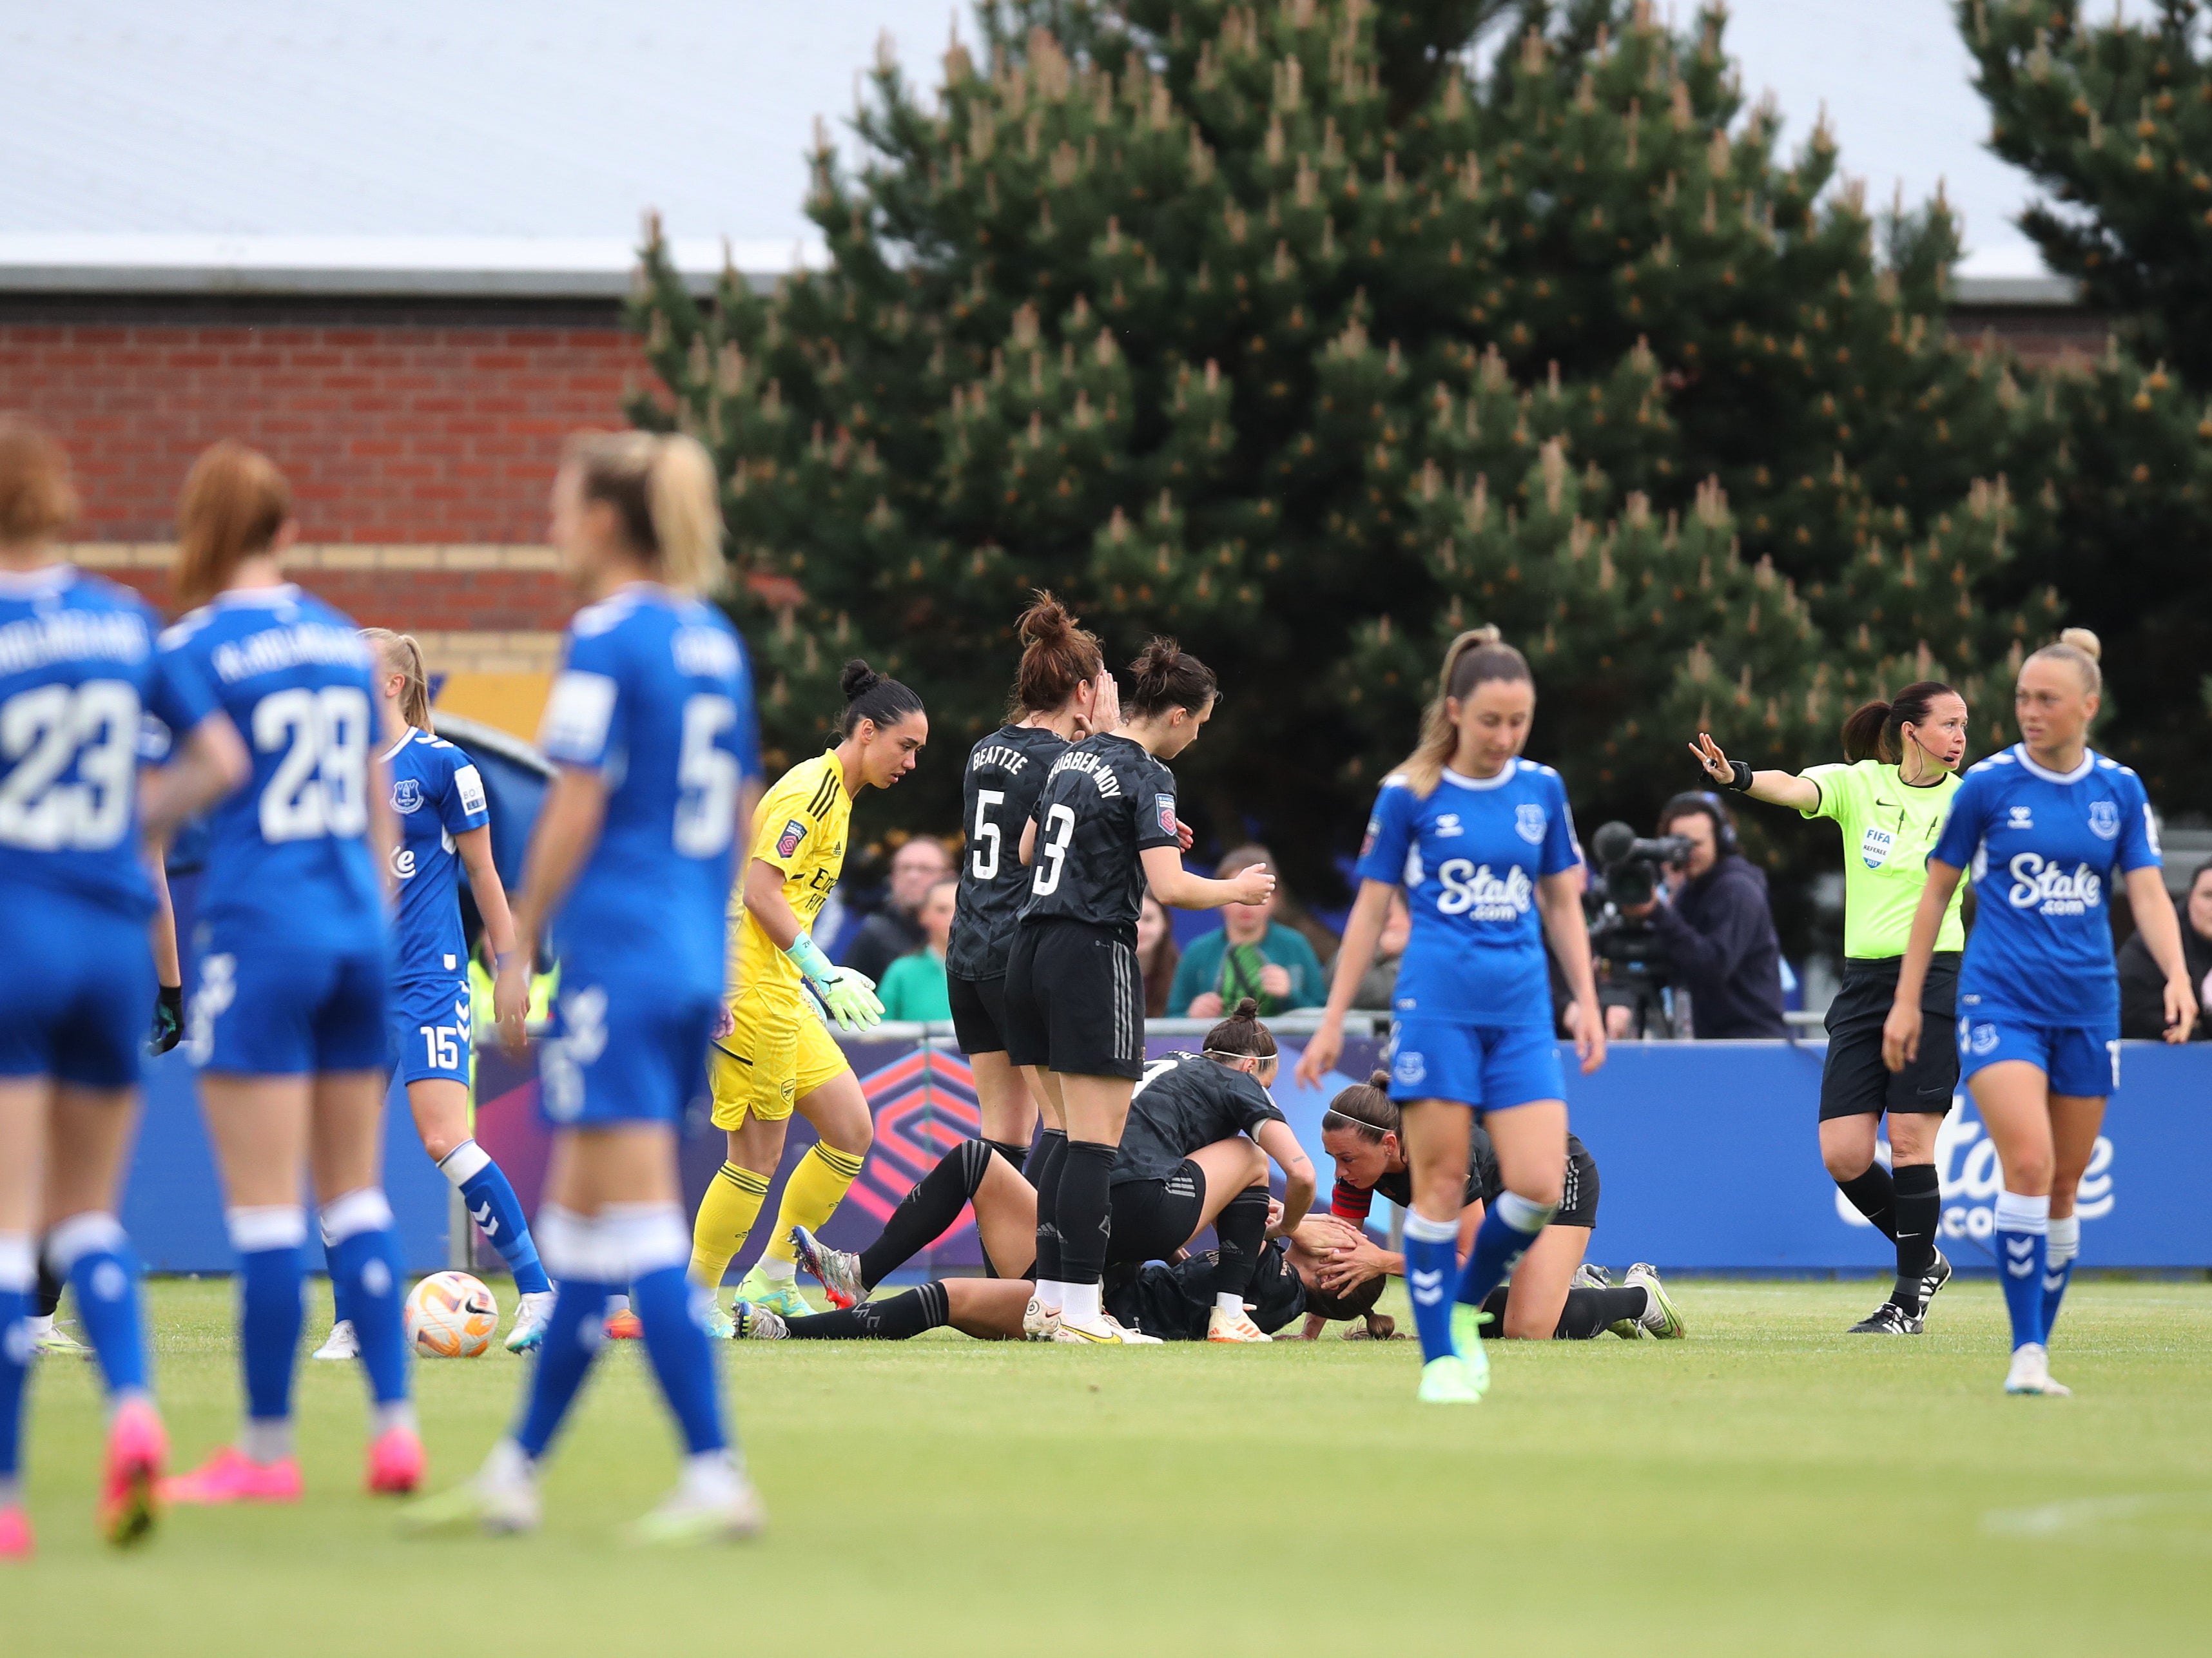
[1031,803,1075,896]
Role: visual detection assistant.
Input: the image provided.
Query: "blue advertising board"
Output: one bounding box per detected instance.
[123,1032,2212,1278]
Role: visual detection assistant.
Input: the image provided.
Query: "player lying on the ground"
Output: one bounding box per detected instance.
[749,1208,1381,1342]
[1316,1072,1683,1340]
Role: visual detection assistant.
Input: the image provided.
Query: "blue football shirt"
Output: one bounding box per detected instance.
[0,564,213,916]
[1353,758,1584,1027]
[385,726,489,980]
[1930,744,2161,1027]
[153,585,385,955]
[536,585,760,1001]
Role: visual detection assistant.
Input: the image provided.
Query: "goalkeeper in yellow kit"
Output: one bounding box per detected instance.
[688,660,930,1328]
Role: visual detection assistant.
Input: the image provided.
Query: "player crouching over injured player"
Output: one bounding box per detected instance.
[1314,1072,1685,1342]
[746,1007,1319,1342]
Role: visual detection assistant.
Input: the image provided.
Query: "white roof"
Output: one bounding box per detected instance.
[0,0,2074,283]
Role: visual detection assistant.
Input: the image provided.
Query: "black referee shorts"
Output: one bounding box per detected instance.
[1107,1161,1207,1266]
[1818,953,1960,1122]
[946,972,1009,1057]
[1003,918,1145,1081]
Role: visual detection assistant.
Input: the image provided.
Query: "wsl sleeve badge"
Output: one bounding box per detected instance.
[777,819,808,859]
[1156,794,1177,837]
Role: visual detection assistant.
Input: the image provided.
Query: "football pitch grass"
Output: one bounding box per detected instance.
[6,1278,2212,1656]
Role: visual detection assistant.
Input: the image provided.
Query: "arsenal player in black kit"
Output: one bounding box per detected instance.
[1004,638,1275,1345]
[946,595,1120,1179]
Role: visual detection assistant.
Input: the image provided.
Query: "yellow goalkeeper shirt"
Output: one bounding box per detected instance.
[731,750,852,1001]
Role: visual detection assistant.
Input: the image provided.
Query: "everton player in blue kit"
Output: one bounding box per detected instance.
[0,420,245,1557]
[148,443,427,1505]
[1299,628,1605,1403]
[311,630,551,1366]
[412,430,764,1544]
[1885,630,2196,1397]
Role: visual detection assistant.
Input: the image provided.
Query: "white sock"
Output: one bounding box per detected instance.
[373,1402,418,1438]
[1034,1278,1065,1310]
[242,1418,296,1465]
[1214,1292,1244,1313]
[0,1476,19,1509]
[605,1294,630,1316]
[26,1314,53,1340]
[2047,1214,2081,1268]
[677,1449,742,1505]
[1062,1280,1101,1322]
[757,1257,797,1283]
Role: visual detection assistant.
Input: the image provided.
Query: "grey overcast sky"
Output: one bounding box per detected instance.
[0,1,2114,275]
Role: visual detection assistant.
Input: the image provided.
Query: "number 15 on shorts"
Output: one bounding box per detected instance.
[421,1024,463,1073]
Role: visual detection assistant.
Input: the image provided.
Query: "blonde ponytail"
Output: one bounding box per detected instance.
[566,430,725,595]
[2028,626,2103,695]
[361,628,432,731]
[1396,626,1530,798]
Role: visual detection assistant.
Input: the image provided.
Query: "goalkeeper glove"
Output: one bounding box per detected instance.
[149,984,184,1056]
[782,933,885,1034]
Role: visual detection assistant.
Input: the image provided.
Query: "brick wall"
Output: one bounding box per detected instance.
[0,314,643,541]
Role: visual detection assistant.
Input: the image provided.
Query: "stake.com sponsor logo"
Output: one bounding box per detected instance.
[1836,1099,2115,1239]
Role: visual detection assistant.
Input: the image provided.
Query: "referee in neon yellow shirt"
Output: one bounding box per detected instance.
[1691,682,1970,1336]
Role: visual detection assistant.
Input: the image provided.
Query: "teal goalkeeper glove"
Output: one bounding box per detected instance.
[782,934,886,1034]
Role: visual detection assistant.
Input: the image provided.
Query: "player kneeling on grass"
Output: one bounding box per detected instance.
[1310,1073,1683,1342]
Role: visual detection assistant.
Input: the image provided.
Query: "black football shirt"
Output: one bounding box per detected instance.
[1106,1240,1305,1339]
[947,723,1068,981]
[1017,733,1179,941]
[1112,1052,1285,1184]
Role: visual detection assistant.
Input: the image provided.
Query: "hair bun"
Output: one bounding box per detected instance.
[1018,592,1072,645]
[840,658,882,700]
[1468,624,1503,646]
[1230,996,1261,1021]
[1367,1068,1391,1090]
[2058,627,2102,662]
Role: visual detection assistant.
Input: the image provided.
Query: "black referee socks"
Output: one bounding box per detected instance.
[1834,1162,1898,1242]
[1890,1162,1941,1314]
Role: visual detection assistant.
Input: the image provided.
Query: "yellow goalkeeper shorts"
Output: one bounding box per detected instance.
[709,987,851,1130]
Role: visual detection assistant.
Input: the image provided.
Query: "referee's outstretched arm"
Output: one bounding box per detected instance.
[1689,733,1818,812]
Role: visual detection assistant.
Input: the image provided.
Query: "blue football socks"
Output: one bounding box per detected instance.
[513,1277,612,1460]
[441,1141,551,1296]
[228,1207,308,1428]
[47,1212,148,1398]
[632,1264,726,1455]
[2042,1213,2080,1342]
[0,1237,32,1493]
[1457,1191,1557,1313]
[1994,1189,2050,1351]
[1402,1211,1460,1363]
[322,1190,409,1407]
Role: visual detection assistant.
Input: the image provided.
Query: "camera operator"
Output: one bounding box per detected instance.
[1615,793,1787,1039]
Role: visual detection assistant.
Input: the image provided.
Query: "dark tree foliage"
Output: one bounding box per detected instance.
[628,1,2068,935]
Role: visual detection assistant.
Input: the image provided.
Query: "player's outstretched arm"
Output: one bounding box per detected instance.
[1880,860,1963,1072]
[1689,732,1820,813]
[1293,878,1395,1088]
[1140,844,1274,912]
[2124,864,2202,1043]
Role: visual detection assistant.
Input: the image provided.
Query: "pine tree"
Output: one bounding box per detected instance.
[628,0,2053,909]
[1962,0,2212,809]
